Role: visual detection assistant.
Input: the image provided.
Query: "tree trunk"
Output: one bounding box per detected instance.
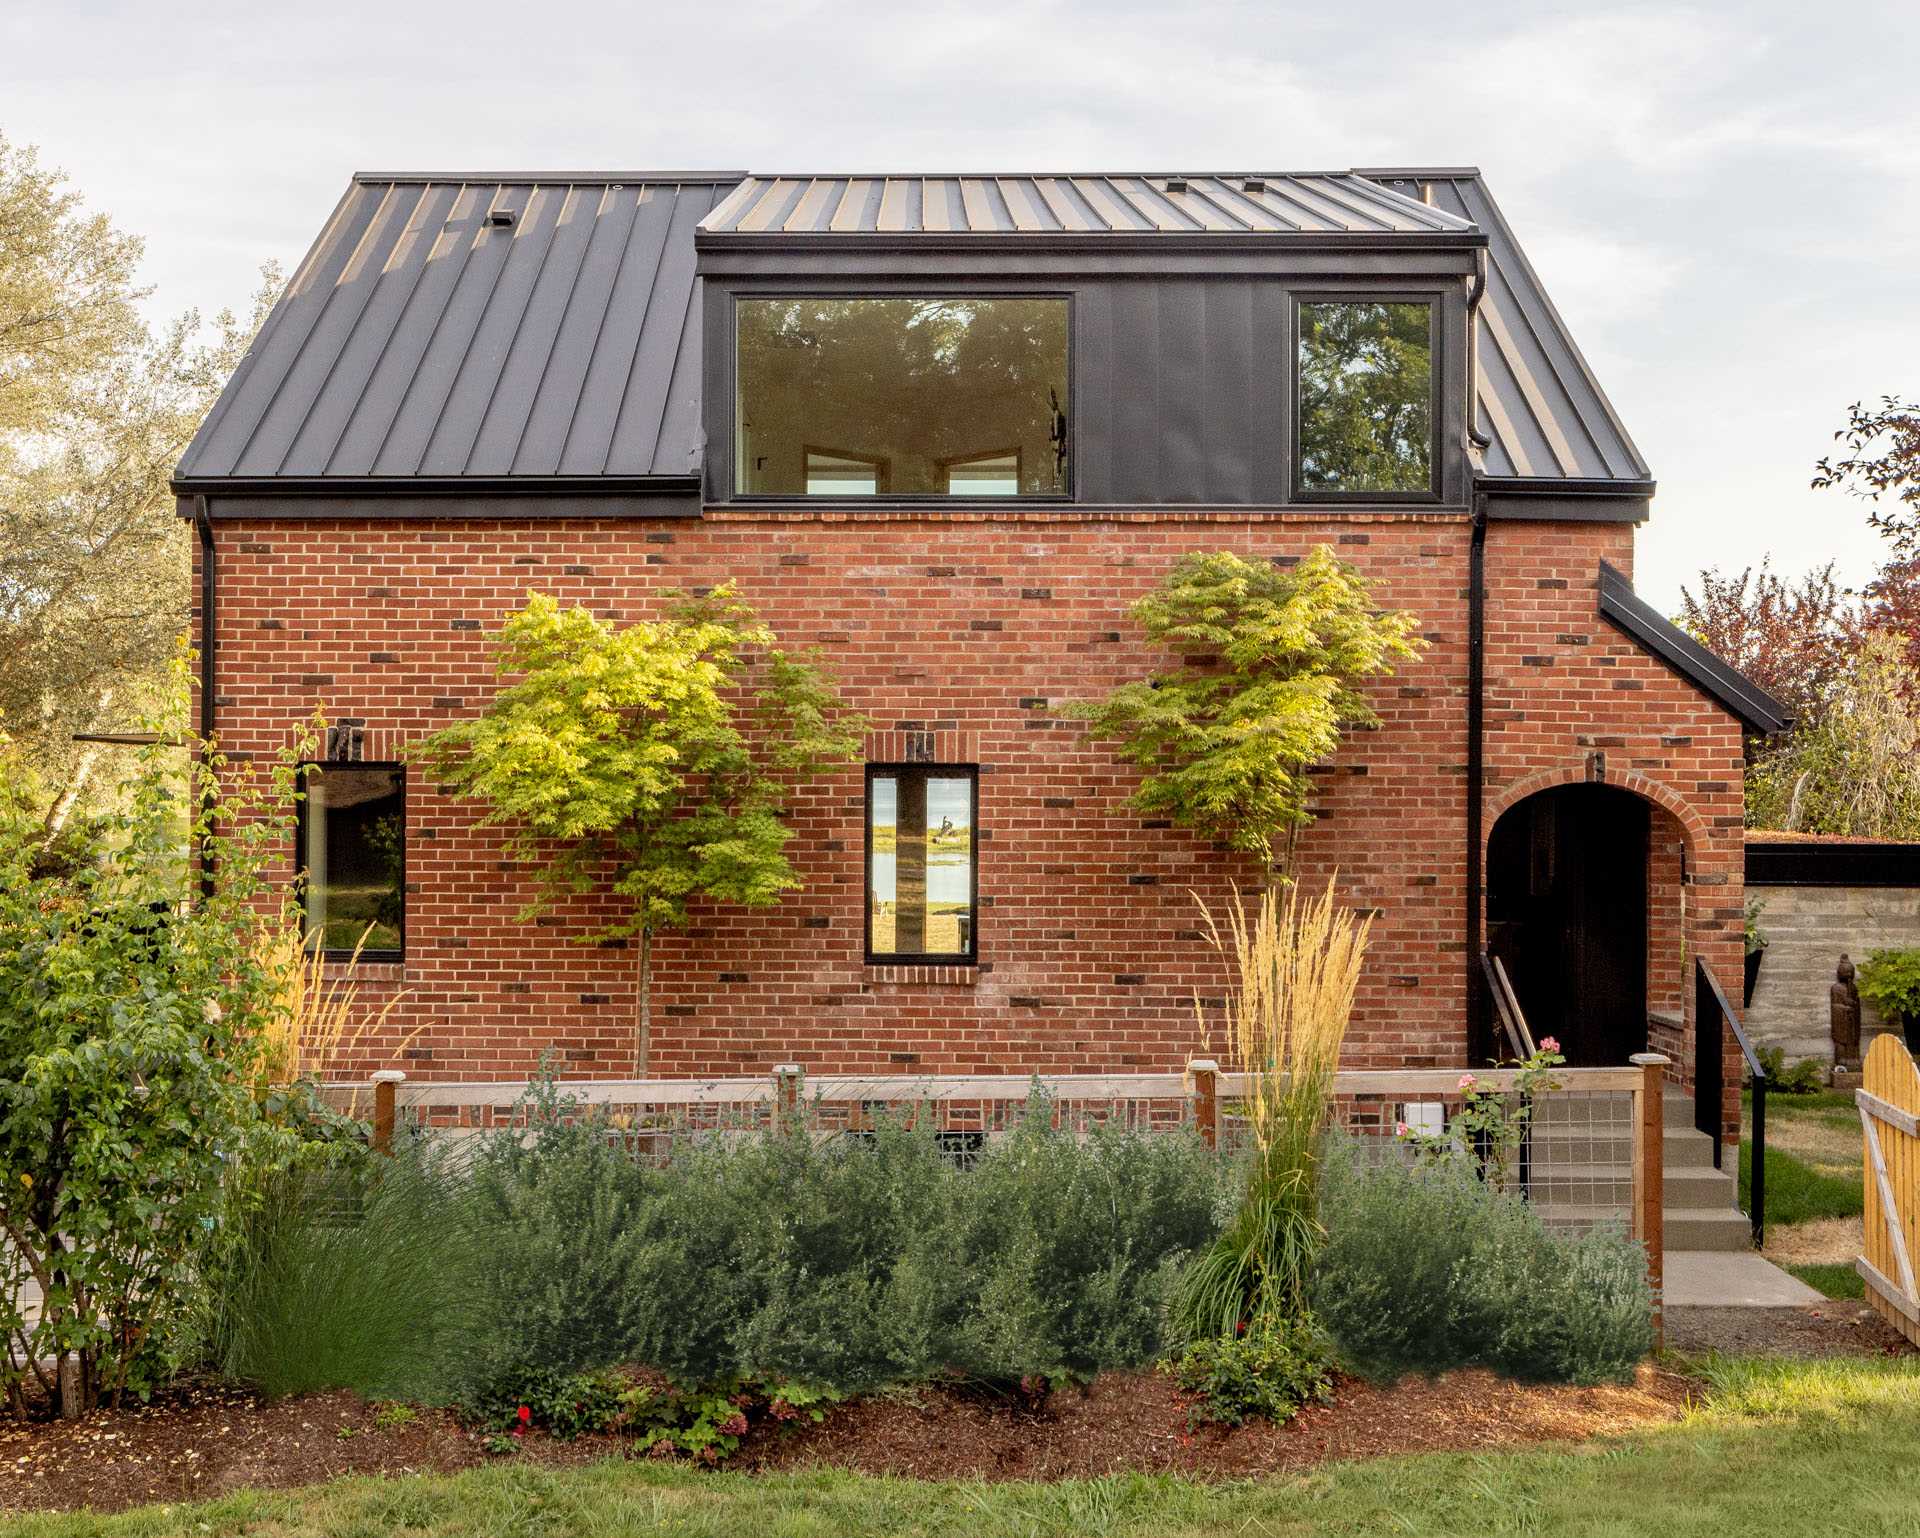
[636,926,652,1076]
[57,1352,89,1419]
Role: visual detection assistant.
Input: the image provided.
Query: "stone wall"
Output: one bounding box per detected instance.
[1744,884,1920,1063]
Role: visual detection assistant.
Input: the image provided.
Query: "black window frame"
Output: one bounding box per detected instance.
[294,760,407,964]
[728,291,1076,506]
[1288,291,1444,504]
[863,761,980,967]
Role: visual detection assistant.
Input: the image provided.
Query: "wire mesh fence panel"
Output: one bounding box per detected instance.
[316,1065,1646,1229]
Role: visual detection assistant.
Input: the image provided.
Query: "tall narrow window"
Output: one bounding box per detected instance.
[867,765,977,964]
[1296,299,1435,495]
[298,763,405,959]
[736,297,1069,497]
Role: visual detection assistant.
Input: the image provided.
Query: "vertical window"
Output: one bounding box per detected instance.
[867,765,977,964]
[298,763,405,959]
[1296,299,1435,495]
[735,297,1069,497]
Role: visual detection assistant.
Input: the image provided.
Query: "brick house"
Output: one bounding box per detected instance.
[173,168,1786,1142]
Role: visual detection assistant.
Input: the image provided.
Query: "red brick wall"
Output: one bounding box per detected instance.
[194,506,1748,1135]
[1480,523,1748,1140]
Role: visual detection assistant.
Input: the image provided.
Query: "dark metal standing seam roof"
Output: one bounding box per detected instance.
[174,174,738,488]
[699,173,1475,236]
[175,166,1653,502]
[1367,171,1651,488]
[1596,561,1792,735]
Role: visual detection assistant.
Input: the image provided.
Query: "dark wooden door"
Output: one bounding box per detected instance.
[1486,785,1649,1067]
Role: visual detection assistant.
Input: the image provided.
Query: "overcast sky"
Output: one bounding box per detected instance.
[7,0,1915,609]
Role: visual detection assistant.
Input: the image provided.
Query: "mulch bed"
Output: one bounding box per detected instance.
[735,1365,1694,1482]
[0,1366,1696,1515]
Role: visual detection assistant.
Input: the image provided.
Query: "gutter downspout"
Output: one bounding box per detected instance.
[1466,249,1491,453]
[194,497,217,901]
[1465,485,1489,1063]
[1463,247,1492,1062]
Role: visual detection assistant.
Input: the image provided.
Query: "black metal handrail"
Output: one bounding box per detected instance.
[1696,955,1766,1248]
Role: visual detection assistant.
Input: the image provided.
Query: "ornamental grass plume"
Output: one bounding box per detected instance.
[254,923,413,1108]
[1175,878,1371,1339]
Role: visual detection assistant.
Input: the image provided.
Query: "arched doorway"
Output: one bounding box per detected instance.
[1486,784,1650,1067]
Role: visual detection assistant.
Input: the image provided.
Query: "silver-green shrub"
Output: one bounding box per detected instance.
[1308,1138,1653,1384]
[455,1087,1232,1396]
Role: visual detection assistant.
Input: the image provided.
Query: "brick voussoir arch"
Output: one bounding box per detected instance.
[1485,765,1709,859]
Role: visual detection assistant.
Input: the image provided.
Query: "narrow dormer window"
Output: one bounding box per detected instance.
[1295,299,1436,497]
[735,298,1069,498]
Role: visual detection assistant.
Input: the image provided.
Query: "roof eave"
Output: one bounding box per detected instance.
[171,473,702,503]
[1596,560,1794,736]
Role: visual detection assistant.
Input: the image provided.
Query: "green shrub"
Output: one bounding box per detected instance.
[1858,948,1920,1032]
[453,1083,1231,1398]
[1309,1141,1653,1385]
[1166,1315,1334,1428]
[207,1143,484,1401]
[1754,1046,1826,1094]
[458,1365,625,1439]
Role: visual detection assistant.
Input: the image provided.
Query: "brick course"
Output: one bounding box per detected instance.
[195,508,1747,1136]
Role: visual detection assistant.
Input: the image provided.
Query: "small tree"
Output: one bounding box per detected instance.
[0,705,302,1417]
[1068,547,1424,879]
[418,587,864,1071]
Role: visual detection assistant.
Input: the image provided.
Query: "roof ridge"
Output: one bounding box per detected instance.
[353,171,748,185]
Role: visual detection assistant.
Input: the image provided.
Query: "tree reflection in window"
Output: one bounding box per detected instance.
[1297,300,1434,495]
[737,298,1068,496]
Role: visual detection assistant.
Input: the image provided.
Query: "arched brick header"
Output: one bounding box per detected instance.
[1484,764,1708,860]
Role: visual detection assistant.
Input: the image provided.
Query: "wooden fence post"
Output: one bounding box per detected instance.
[1630,1052,1669,1348]
[772,1063,804,1136]
[370,1069,407,1155]
[1187,1058,1219,1150]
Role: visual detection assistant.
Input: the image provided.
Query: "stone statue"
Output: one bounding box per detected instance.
[1831,953,1862,1068]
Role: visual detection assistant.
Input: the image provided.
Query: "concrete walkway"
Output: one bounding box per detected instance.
[1665,1249,1825,1307]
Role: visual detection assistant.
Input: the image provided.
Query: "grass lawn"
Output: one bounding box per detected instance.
[1736,1090,1867,1298]
[1783,1261,1866,1299]
[9,1358,1920,1538]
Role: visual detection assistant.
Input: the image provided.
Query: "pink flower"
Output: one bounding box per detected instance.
[1457,1073,1478,1091]
[1539,1037,1560,1055]
[719,1411,749,1437]
[1395,1121,1411,1137]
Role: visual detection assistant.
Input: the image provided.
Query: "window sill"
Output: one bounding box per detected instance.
[865,963,978,987]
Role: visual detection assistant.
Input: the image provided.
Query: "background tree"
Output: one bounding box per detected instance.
[1677,559,1860,731]
[0,133,277,819]
[1068,546,1424,879]
[1746,631,1920,838]
[418,588,865,1071]
[1813,396,1920,556]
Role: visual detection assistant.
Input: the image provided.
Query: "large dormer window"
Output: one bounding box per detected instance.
[735,297,1069,498]
[1295,299,1436,497]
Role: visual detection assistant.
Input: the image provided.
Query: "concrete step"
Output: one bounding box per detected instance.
[1665,1089,1702,1130]
[1664,1125,1718,1169]
[1665,1205,1755,1251]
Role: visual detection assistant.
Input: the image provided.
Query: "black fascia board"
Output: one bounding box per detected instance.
[1596,560,1793,736]
[1482,476,1655,524]
[171,473,699,500]
[1746,839,1920,888]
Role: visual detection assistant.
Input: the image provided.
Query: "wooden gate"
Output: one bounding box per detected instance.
[1857,1034,1920,1345]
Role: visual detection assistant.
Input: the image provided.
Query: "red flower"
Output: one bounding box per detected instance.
[516,1405,532,1426]
[719,1411,749,1437]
